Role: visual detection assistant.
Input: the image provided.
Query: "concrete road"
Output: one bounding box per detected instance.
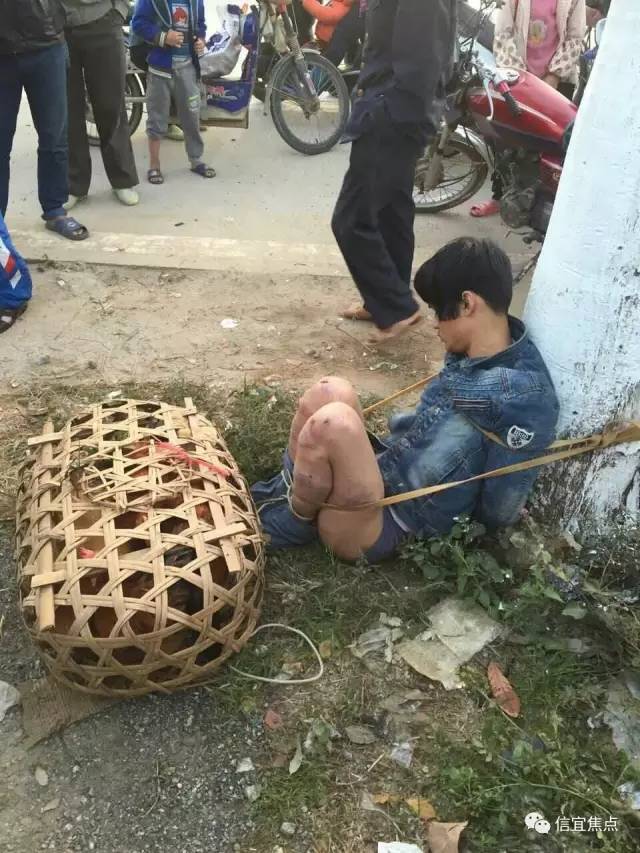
[6,98,534,277]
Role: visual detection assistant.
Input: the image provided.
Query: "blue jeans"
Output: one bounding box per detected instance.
[0,43,69,220]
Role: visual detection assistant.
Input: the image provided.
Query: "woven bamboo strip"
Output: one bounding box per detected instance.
[16,398,265,697]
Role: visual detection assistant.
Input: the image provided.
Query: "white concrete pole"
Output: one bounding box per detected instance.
[523,0,640,531]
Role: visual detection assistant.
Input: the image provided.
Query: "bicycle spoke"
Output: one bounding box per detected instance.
[414,152,484,206]
[271,87,310,106]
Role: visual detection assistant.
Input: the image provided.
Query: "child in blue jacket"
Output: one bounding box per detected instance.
[131,0,216,183]
[0,213,32,334]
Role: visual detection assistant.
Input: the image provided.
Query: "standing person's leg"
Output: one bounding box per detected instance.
[0,56,22,218]
[66,26,93,202]
[22,44,89,239]
[145,72,172,183]
[331,130,420,333]
[173,63,214,176]
[377,128,422,289]
[80,12,139,199]
[291,0,315,43]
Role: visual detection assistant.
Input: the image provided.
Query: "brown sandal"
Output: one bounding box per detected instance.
[0,303,27,334]
[341,303,373,322]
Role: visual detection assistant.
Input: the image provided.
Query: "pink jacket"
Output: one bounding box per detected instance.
[494,0,586,84]
[301,0,353,45]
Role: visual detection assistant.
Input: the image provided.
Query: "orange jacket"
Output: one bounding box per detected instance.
[301,0,354,45]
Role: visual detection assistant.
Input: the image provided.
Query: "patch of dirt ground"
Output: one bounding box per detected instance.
[0,525,484,853]
[0,262,443,399]
[0,270,448,853]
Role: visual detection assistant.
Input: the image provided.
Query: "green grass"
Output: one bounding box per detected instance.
[3,380,639,851]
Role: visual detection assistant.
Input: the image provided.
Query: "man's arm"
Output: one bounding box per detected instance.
[474,467,537,529]
[131,0,164,46]
[466,383,560,529]
[385,0,454,127]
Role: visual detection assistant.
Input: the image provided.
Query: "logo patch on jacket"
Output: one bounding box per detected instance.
[507,425,535,449]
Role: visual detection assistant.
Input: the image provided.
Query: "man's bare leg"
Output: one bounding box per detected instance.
[291,401,384,561]
[288,376,363,461]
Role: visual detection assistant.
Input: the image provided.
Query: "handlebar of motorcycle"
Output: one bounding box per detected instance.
[494,79,523,118]
[503,90,523,118]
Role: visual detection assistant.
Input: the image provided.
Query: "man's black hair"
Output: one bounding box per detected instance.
[414,237,513,320]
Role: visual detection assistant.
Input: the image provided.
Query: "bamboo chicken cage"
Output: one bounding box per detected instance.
[15,398,265,697]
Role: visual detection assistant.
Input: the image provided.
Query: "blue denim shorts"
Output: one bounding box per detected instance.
[363,507,409,563]
[251,449,409,561]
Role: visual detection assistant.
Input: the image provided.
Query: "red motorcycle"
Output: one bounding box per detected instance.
[414,37,577,242]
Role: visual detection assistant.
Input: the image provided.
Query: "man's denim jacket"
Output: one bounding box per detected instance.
[376,318,560,536]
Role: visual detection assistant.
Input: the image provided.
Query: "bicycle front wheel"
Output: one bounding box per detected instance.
[270,51,350,155]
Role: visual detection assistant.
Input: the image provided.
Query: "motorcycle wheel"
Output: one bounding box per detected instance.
[414,133,489,213]
[269,51,350,155]
[86,73,145,147]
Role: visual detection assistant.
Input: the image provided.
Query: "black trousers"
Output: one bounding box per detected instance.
[324,5,365,67]
[332,123,422,328]
[291,0,315,43]
[66,10,138,196]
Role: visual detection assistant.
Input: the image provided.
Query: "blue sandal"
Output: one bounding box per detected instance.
[0,303,27,334]
[45,215,89,242]
[191,163,216,179]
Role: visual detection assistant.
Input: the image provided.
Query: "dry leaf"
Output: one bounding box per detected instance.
[264,708,284,730]
[372,794,436,821]
[319,640,333,659]
[289,739,303,775]
[405,797,436,821]
[425,821,468,853]
[345,725,377,745]
[373,793,401,806]
[487,662,521,718]
[41,798,60,813]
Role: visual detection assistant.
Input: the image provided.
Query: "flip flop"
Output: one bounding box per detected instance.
[45,215,89,241]
[470,199,500,218]
[0,303,27,335]
[147,168,164,185]
[341,303,373,322]
[191,163,216,179]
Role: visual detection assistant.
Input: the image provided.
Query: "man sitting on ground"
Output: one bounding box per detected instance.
[252,238,559,561]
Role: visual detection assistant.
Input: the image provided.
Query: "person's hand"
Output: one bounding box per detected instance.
[165,29,184,48]
[194,37,206,56]
[543,72,560,89]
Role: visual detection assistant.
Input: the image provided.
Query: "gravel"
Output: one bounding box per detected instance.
[0,527,263,853]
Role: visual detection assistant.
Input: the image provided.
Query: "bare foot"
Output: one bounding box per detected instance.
[470,199,500,218]
[368,311,422,344]
[341,303,373,322]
